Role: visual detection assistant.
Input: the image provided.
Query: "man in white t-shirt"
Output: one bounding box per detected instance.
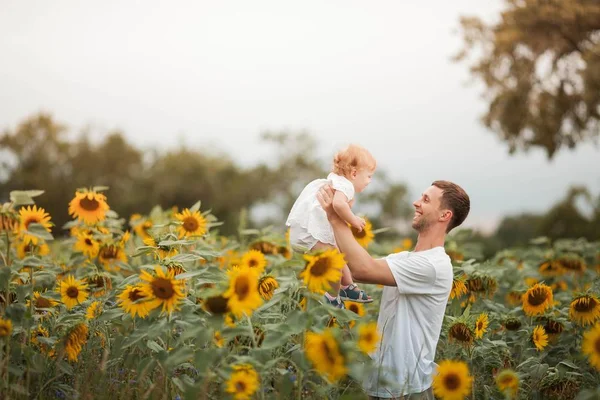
[317,180,470,400]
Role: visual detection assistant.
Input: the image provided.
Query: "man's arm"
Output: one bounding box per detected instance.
[317,186,396,286]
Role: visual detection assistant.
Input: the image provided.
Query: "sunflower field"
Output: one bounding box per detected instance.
[0,189,599,400]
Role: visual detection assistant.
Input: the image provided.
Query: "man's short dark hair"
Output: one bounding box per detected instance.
[432,180,470,233]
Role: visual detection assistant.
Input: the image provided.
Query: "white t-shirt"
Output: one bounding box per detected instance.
[285,173,355,246]
[363,247,452,398]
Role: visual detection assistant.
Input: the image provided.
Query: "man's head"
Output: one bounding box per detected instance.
[412,181,470,233]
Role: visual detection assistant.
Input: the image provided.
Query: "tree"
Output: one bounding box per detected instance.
[455,0,600,158]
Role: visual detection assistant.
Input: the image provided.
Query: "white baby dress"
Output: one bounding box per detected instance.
[285,173,355,252]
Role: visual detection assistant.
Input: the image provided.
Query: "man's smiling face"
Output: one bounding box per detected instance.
[412,185,445,232]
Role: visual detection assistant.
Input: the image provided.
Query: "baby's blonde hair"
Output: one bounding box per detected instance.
[332,144,376,177]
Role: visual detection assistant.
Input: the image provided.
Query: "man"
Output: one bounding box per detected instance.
[317,180,470,400]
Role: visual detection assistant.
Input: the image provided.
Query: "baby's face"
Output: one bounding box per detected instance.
[352,168,375,193]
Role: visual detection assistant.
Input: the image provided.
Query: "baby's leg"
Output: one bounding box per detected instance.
[336,245,373,302]
[310,241,341,297]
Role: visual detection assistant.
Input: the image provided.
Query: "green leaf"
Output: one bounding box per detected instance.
[10,190,44,206]
[25,223,54,241]
[189,201,202,213]
[146,340,164,353]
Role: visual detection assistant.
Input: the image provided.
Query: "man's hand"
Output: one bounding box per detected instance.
[317,185,343,223]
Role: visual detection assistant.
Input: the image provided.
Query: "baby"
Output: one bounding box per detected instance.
[286,144,376,308]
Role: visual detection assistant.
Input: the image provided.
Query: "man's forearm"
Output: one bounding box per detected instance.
[330,218,372,281]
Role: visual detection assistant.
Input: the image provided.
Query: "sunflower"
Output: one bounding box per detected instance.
[522,283,553,316]
[305,329,348,382]
[569,295,600,326]
[432,360,473,400]
[143,237,178,260]
[496,369,519,399]
[582,323,600,371]
[466,275,497,298]
[223,266,263,317]
[447,250,464,263]
[249,240,278,255]
[202,294,230,315]
[131,217,153,240]
[240,250,267,273]
[532,325,548,351]
[448,322,474,346]
[139,266,186,315]
[551,281,568,292]
[87,274,112,298]
[166,262,186,277]
[358,322,380,354]
[98,244,128,272]
[64,323,88,362]
[18,205,52,245]
[175,208,207,238]
[474,313,489,339]
[225,364,259,400]
[85,301,103,320]
[0,318,13,337]
[0,209,18,233]
[258,276,278,301]
[29,291,59,315]
[16,240,50,259]
[31,325,49,347]
[74,232,100,258]
[214,331,224,348]
[117,285,151,318]
[538,260,563,277]
[392,238,413,253]
[300,249,345,294]
[217,249,241,269]
[277,245,292,259]
[450,278,468,300]
[505,291,522,306]
[68,190,109,225]
[503,317,522,331]
[59,276,89,309]
[542,318,565,336]
[349,218,374,248]
[346,301,365,317]
[556,254,586,274]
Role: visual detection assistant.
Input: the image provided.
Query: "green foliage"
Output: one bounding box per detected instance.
[455,0,600,158]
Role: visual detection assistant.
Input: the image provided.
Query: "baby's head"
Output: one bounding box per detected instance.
[332,144,376,193]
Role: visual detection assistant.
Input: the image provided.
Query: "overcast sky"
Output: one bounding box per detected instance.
[1,0,598,233]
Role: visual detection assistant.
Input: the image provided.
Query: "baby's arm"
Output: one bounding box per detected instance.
[332,191,365,231]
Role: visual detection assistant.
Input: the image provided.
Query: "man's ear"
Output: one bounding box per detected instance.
[439,210,452,223]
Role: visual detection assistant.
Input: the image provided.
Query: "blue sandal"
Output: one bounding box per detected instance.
[323,295,346,309]
[339,284,373,303]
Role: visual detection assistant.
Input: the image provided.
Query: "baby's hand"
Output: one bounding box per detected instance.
[351,216,366,232]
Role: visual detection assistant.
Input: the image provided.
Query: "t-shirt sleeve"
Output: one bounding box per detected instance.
[385,252,437,294]
[328,173,355,201]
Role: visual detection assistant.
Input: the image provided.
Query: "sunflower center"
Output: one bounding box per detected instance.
[205,295,229,314]
[351,226,366,239]
[527,288,548,306]
[235,381,246,393]
[234,276,250,301]
[450,324,472,342]
[248,258,258,268]
[36,297,51,308]
[66,287,79,298]
[100,246,118,260]
[24,217,40,230]
[349,304,359,314]
[79,196,100,211]
[85,238,93,246]
[183,217,199,232]
[574,297,597,312]
[595,337,600,354]
[151,277,175,299]
[443,373,461,391]
[477,321,483,330]
[364,332,373,342]
[129,289,145,302]
[310,258,330,277]
[321,341,336,365]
